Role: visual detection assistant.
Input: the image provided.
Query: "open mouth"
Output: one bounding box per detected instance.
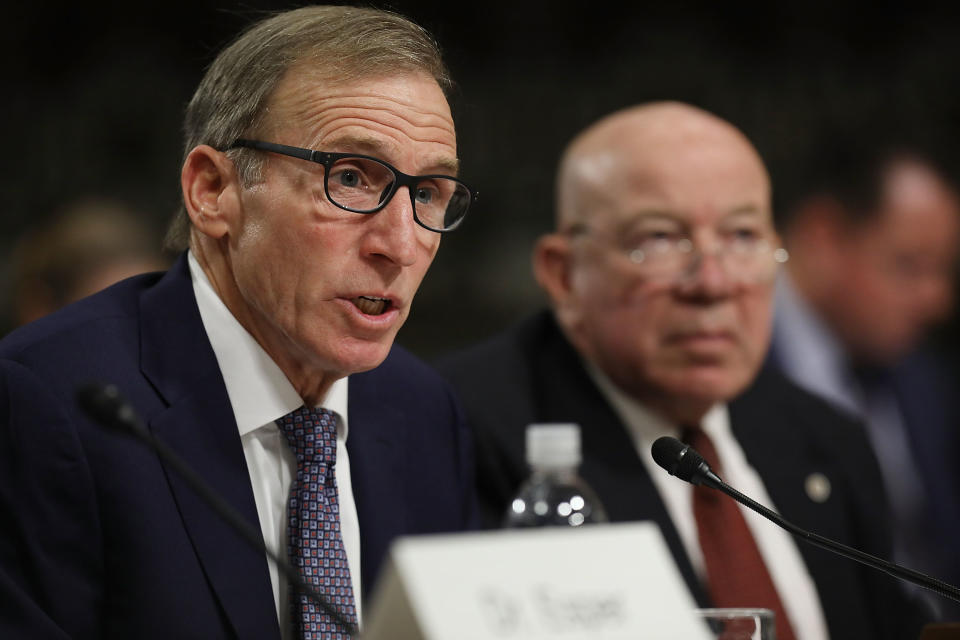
[351,295,392,316]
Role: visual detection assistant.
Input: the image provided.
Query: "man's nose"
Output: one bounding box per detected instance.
[675,246,738,298]
[362,186,422,267]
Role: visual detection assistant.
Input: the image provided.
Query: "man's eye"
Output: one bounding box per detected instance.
[330,165,373,189]
[415,187,437,205]
[333,169,362,188]
[723,227,769,255]
[628,231,681,248]
[731,227,760,240]
[648,231,675,241]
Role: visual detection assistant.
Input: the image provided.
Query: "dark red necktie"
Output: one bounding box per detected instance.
[683,427,797,640]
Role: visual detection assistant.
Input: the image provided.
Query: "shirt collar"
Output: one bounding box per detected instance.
[187,250,350,438]
[773,270,860,414]
[583,357,729,446]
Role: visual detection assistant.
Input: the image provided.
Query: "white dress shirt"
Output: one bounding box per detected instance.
[188,252,363,637]
[586,362,830,640]
[772,271,862,416]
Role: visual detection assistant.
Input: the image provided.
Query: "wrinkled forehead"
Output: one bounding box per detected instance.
[261,62,453,135]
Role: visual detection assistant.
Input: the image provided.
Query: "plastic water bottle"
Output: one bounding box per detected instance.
[503,423,608,528]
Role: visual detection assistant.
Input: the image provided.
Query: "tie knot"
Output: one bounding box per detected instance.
[276,406,339,465]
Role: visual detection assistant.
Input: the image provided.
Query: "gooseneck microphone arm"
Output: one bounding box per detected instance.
[75,383,359,637]
[651,435,960,605]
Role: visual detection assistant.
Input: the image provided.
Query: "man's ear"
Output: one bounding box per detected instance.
[533,233,575,309]
[180,145,241,240]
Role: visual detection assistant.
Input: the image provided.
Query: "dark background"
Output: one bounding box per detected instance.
[3,1,959,359]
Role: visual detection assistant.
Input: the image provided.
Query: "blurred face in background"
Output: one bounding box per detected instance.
[823,159,960,364]
[11,203,166,326]
[538,104,781,423]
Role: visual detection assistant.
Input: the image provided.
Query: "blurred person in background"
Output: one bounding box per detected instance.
[8,197,168,327]
[439,101,931,640]
[770,136,960,619]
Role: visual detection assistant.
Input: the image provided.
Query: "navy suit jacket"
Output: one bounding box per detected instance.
[0,254,478,639]
[437,310,931,640]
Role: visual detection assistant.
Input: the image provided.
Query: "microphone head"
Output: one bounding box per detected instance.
[75,383,139,433]
[651,435,707,483]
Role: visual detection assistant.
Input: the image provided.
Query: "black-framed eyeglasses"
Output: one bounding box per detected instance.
[228,139,477,233]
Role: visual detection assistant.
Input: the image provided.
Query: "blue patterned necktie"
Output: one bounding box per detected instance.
[277,406,357,639]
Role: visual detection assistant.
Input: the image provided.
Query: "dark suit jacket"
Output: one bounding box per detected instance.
[891,349,960,567]
[437,309,930,640]
[0,254,477,639]
[768,338,960,622]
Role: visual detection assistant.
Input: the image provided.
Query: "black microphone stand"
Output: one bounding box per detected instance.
[76,383,359,637]
[710,475,960,605]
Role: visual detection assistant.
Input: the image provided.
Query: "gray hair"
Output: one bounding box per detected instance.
[165,5,452,250]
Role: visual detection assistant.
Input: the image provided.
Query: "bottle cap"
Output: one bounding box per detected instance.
[525,423,581,468]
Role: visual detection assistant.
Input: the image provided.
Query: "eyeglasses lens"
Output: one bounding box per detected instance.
[327,156,469,231]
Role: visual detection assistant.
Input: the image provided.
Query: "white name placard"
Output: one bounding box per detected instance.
[362,521,711,640]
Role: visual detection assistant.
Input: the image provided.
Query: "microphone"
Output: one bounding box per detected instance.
[75,382,359,637]
[651,435,960,605]
[650,436,722,489]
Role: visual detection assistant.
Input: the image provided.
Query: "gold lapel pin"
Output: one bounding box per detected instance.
[805,472,832,503]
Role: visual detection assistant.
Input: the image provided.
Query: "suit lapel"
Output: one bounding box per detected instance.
[731,373,851,545]
[139,255,281,640]
[346,370,406,599]
[730,370,866,635]
[530,314,709,606]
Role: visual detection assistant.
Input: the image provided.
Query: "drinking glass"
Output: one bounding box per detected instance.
[692,608,775,640]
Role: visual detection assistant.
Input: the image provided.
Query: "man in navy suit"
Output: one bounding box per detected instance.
[769,136,960,619]
[0,6,477,639]
[439,102,931,639]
